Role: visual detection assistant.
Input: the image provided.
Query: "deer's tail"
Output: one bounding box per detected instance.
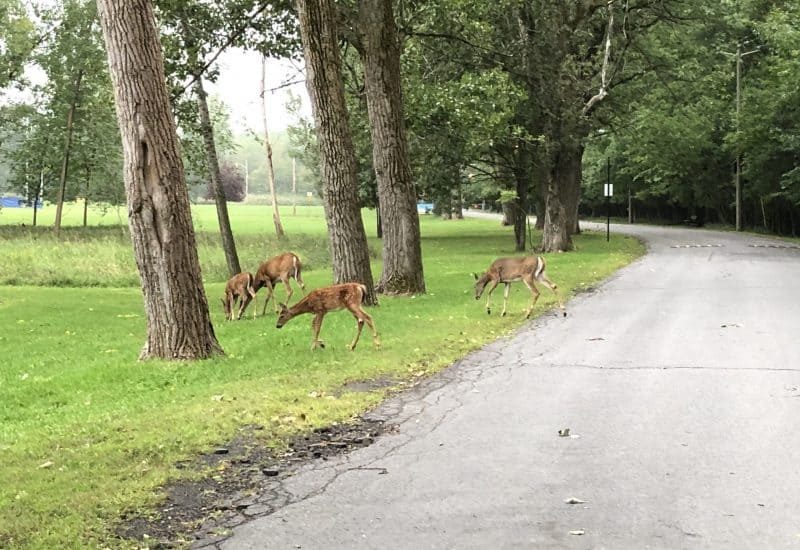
[359,283,368,304]
[246,272,256,296]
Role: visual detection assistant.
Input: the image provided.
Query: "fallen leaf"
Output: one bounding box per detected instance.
[558,428,570,437]
[569,530,585,536]
[38,461,54,469]
[564,497,586,504]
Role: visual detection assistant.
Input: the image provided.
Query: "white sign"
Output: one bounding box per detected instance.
[603,183,614,197]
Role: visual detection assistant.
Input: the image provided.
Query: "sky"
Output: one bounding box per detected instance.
[206,48,312,135]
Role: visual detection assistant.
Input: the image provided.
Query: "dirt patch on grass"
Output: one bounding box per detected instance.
[117,415,394,548]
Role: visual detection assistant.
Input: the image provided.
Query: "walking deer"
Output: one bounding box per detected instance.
[276,282,380,351]
[254,252,306,315]
[222,272,258,320]
[473,255,566,318]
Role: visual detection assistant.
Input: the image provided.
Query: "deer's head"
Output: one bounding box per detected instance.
[276,303,292,328]
[473,272,490,299]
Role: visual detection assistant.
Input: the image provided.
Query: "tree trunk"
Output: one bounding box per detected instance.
[83,166,91,227]
[562,144,583,236]
[195,76,241,276]
[54,69,83,235]
[261,56,286,238]
[360,0,425,294]
[512,146,531,251]
[541,144,581,252]
[295,0,376,304]
[376,203,383,238]
[97,0,222,360]
[292,157,297,216]
[33,170,43,227]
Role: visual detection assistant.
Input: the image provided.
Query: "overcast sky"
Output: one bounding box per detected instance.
[207,48,312,135]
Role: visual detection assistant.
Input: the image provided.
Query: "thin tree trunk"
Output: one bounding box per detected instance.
[260,56,286,238]
[295,0,376,304]
[376,203,383,238]
[360,0,425,294]
[33,170,43,227]
[512,146,531,251]
[97,0,222,360]
[195,76,241,276]
[83,166,91,227]
[292,157,297,216]
[54,69,83,235]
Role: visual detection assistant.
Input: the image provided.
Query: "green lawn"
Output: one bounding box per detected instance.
[0,203,645,548]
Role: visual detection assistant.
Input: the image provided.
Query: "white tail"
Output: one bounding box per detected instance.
[254,252,307,315]
[275,282,380,351]
[473,255,566,318]
[222,272,258,320]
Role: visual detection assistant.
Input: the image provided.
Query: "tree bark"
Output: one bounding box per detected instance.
[96,0,222,360]
[563,144,584,235]
[512,146,532,251]
[295,0,376,304]
[541,143,581,252]
[194,76,241,276]
[360,0,425,294]
[261,56,286,238]
[54,69,83,236]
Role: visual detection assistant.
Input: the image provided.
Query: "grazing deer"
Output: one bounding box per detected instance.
[254,252,306,315]
[222,272,258,321]
[276,282,380,351]
[473,255,566,318]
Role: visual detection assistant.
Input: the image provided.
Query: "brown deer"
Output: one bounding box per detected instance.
[473,255,566,318]
[254,252,306,315]
[276,282,380,351]
[221,272,258,320]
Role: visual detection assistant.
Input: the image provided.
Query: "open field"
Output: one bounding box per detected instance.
[0,204,645,547]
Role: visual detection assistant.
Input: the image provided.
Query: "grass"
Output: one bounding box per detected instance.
[0,204,645,548]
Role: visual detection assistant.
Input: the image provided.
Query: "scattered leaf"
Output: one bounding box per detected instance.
[569,530,585,536]
[564,497,586,504]
[558,428,570,437]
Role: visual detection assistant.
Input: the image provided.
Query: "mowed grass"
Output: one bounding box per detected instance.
[0,204,645,548]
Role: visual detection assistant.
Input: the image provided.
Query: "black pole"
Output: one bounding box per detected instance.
[606,157,611,242]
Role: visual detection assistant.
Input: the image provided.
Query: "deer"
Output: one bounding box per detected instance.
[221,272,258,321]
[275,282,380,351]
[473,255,566,319]
[254,252,306,316]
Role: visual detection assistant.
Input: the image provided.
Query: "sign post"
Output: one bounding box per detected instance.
[604,158,613,242]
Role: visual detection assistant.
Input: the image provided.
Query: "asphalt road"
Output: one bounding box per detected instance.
[222,222,800,549]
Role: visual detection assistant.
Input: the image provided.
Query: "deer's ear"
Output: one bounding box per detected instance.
[471,272,479,280]
[278,303,288,311]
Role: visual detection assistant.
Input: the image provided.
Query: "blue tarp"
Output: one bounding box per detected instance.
[1,196,25,208]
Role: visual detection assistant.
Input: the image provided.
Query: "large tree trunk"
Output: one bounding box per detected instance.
[295,0,376,304]
[97,0,222,360]
[54,70,83,236]
[260,56,286,238]
[360,0,425,295]
[563,144,584,235]
[195,76,241,276]
[541,144,581,252]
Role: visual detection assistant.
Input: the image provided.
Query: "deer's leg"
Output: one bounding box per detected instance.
[294,270,306,294]
[522,276,541,319]
[345,306,380,351]
[238,293,253,320]
[281,278,293,312]
[501,283,511,317]
[261,282,275,316]
[537,275,567,316]
[311,312,326,350]
[248,287,258,319]
[484,280,500,314]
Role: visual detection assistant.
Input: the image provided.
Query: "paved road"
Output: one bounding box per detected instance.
[222,222,800,549]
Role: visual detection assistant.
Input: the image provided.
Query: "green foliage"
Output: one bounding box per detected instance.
[0,207,644,547]
[1,0,122,207]
[0,0,37,88]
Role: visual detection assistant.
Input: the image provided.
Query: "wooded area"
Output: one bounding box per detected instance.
[1,0,799,357]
